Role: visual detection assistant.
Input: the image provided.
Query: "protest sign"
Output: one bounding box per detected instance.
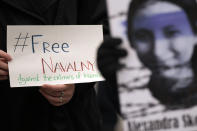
[106,0,197,131]
[7,25,104,87]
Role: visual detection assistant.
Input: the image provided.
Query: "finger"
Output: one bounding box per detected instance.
[105,48,127,56]
[63,84,75,90]
[0,75,8,80]
[97,48,127,61]
[98,57,119,68]
[0,50,12,61]
[40,89,60,97]
[40,84,74,99]
[51,102,64,107]
[39,89,60,103]
[41,84,68,92]
[40,84,73,97]
[98,62,125,78]
[63,92,74,103]
[102,38,122,48]
[63,84,75,95]
[40,86,60,97]
[0,60,9,70]
[0,58,7,61]
[0,69,8,76]
[0,58,10,64]
[39,89,67,106]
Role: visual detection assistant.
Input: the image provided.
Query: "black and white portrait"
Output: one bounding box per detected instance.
[128,0,197,109]
[106,0,197,130]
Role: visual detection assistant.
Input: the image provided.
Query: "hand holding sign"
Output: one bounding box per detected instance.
[39,84,75,106]
[0,50,12,80]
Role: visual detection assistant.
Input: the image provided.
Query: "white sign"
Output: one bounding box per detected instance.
[7,25,104,87]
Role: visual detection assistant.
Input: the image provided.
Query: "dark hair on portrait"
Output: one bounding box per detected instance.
[127,0,197,44]
[127,0,197,108]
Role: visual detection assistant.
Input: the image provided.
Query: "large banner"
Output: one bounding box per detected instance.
[7,25,104,87]
[106,0,197,131]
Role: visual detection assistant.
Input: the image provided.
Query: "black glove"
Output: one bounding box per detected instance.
[97,37,127,84]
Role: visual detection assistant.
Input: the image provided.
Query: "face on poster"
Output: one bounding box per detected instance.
[107,0,197,130]
[7,25,104,87]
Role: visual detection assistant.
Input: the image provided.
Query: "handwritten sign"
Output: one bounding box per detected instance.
[7,25,104,87]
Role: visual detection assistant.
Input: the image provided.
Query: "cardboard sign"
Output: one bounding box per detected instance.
[7,25,104,87]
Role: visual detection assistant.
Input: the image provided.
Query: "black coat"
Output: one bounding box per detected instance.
[0,0,108,131]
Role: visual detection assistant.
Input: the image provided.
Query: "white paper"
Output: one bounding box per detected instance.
[7,25,104,87]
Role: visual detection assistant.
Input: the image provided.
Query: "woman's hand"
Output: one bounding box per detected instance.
[39,84,75,106]
[0,50,12,80]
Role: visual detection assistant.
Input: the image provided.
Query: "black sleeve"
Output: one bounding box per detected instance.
[77,0,110,35]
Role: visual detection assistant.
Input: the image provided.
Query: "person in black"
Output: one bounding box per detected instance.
[0,0,108,131]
